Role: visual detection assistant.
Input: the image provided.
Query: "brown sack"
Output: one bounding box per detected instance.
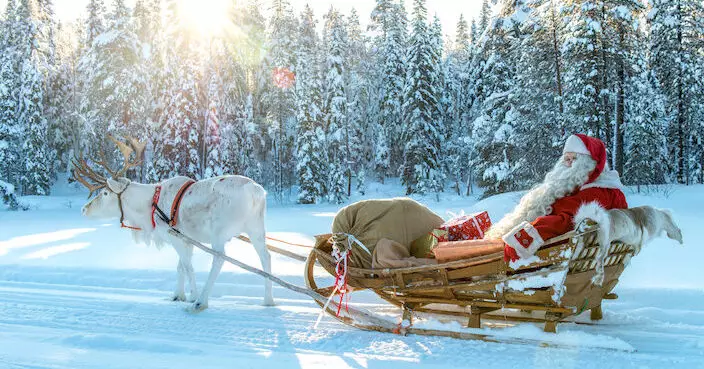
[332,198,444,268]
[372,238,438,268]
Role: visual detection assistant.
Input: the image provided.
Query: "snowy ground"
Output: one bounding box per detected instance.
[1,180,703,368]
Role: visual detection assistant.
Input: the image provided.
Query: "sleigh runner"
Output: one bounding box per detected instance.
[303,198,637,334]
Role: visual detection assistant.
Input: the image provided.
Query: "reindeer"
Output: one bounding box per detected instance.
[73,137,272,311]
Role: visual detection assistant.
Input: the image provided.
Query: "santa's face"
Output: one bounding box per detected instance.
[563,152,578,167]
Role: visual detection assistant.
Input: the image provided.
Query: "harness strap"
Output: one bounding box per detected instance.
[118,186,142,230]
[152,180,196,228]
[169,180,195,227]
[151,186,162,228]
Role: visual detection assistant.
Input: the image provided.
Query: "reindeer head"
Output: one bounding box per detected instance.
[73,136,145,219]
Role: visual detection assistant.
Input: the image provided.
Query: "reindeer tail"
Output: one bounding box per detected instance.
[574,202,611,286]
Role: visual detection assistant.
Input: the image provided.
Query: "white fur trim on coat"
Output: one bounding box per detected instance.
[581,169,624,190]
[563,135,590,155]
[502,221,545,259]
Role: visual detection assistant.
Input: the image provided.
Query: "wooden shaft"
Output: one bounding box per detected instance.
[169,228,396,330]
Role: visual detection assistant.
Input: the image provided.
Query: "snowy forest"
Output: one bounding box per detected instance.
[0,0,703,205]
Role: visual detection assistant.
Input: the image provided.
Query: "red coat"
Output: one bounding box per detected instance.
[532,187,628,241]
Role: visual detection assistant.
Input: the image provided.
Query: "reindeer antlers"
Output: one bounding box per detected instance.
[71,155,108,198]
[104,135,145,178]
[71,136,146,197]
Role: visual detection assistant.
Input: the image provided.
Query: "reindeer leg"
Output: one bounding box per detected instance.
[170,244,188,302]
[249,227,274,306]
[192,239,226,311]
[182,244,198,302]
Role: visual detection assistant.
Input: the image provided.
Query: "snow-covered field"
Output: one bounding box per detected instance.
[1,180,703,368]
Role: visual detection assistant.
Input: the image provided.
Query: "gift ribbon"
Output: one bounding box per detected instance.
[470,214,484,239]
[313,247,350,329]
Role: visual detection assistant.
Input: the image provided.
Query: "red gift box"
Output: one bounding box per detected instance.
[437,211,492,241]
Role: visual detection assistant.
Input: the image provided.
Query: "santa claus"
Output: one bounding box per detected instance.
[485,134,628,262]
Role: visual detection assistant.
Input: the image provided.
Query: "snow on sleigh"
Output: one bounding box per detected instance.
[304,198,637,338]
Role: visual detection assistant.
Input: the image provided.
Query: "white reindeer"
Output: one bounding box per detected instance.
[73,137,273,311]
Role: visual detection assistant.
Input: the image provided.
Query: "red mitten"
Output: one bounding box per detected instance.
[503,243,519,262]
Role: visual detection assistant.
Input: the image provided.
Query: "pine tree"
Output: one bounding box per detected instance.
[479,0,491,36]
[84,0,106,46]
[468,0,526,196]
[443,15,471,195]
[470,18,477,45]
[260,0,298,199]
[19,58,50,195]
[0,0,21,186]
[46,22,80,176]
[561,0,606,138]
[345,8,369,196]
[322,7,348,203]
[401,0,444,195]
[649,0,704,184]
[294,5,325,203]
[623,68,669,188]
[12,0,52,194]
[508,0,566,185]
[153,0,203,180]
[376,1,407,180]
[80,0,142,164]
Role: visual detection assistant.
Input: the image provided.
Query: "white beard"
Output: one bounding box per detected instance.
[485,154,597,239]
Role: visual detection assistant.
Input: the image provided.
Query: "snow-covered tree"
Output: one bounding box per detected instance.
[649,0,704,184]
[623,69,669,188]
[400,0,444,195]
[345,8,370,196]
[19,58,50,195]
[84,0,107,46]
[0,0,21,186]
[322,7,348,203]
[294,5,325,203]
[260,0,298,199]
[375,1,407,180]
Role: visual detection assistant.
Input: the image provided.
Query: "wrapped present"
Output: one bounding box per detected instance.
[433,239,505,263]
[409,229,448,259]
[438,211,492,241]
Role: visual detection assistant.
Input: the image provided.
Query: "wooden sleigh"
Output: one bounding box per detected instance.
[170,197,637,346]
[305,204,636,335]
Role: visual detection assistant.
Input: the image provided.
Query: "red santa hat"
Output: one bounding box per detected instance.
[562,134,606,185]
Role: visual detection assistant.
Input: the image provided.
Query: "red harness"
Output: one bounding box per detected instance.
[121,180,196,230]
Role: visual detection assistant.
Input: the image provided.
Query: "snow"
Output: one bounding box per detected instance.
[1,181,704,368]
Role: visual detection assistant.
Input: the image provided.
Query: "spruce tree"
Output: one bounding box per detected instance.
[322,7,348,203]
[0,0,20,186]
[294,5,325,203]
[401,0,444,195]
[649,0,704,184]
[19,59,50,195]
[260,0,298,199]
[376,1,407,180]
[623,69,669,188]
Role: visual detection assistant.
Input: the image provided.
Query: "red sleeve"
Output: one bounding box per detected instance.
[531,188,628,241]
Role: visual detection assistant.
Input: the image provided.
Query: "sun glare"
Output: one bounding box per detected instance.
[178,0,232,38]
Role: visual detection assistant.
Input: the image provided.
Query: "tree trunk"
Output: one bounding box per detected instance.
[550,0,564,117]
[600,2,611,152]
[676,1,686,184]
[615,26,625,175]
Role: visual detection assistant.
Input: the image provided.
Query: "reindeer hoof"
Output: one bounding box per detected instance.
[262,298,275,307]
[170,294,186,302]
[188,301,207,312]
